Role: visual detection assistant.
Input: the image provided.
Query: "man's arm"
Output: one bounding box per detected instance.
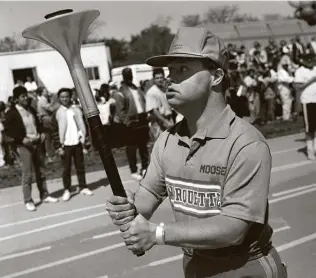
[300,75,316,90]
[106,131,169,225]
[134,186,162,220]
[123,141,271,252]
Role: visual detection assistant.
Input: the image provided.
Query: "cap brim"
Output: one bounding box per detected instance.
[146,53,203,67]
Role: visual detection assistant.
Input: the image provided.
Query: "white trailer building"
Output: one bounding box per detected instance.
[0,42,112,102]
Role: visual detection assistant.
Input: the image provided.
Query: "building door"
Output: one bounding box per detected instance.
[12,67,38,85]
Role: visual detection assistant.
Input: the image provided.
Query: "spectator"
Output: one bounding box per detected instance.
[244,68,260,124]
[4,86,58,211]
[146,67,174,141]
[114,67,149,181]
[294,61,316,160]
[277,54,294,121]
[24,76,38,93]
[37,87,56,163]
[258,67,277,124]
[52,88,93,202]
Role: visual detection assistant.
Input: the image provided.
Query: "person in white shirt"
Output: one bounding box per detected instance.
[294,62,313,117]
[243,68,260,124]
[146,67,174,141]
[53,88,93,202]
[295,63,316,160]
[24,76,38,92]
[277,60,294,121]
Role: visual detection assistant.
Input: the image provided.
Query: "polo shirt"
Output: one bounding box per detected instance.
[140,105,273,257]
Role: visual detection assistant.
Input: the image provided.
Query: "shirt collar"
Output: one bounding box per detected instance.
[174,105,235,142]
[61,105,71,110]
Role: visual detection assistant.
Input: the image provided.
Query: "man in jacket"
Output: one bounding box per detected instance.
[52,88,93,202]
[4,86,58,211]
[114,68,150,181]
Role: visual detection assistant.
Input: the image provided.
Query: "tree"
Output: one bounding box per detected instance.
[0,35,41,52]
[84,19,106,43]
[263,14,282,21]
[105,38,129,67]
[128,24,174,64]
[153,15,173,27]
[181,14,202,27]
[203,5,239,24]
[182,5,259,26]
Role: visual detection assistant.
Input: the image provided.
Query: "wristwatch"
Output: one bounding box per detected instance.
[155,223,165,245]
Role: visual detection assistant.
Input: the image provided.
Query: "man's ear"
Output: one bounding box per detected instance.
[211,69,224,86]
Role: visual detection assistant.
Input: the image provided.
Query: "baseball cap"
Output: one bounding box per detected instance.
[146,27,229,71]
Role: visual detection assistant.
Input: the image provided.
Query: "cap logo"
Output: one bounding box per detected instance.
[170,44,183,53]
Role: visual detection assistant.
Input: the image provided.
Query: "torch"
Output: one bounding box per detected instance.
[22,9,144,256]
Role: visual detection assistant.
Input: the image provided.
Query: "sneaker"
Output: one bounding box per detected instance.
[43,196,59,203]
[131,173,142,181]
[62,190,71,202]
[25,202,36,212]
[141,169,147,177]
[80,188,93,196]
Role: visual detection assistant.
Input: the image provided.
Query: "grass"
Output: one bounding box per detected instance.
[0,117,305,190]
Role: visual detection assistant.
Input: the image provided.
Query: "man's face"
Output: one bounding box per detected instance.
[17,93,29,108]
[166,59,213,110]
[154,73,165,88]
[59,91,71,107]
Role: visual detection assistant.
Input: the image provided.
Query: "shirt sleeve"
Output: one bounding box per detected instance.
[278,69,294,83]
[220,141,271,224]
[139,131,169,202]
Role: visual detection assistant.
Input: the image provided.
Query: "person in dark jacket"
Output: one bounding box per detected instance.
[4,86,58,211]
[113,68,150,181]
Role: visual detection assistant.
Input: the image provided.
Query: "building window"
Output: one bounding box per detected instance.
[85,67,100,80]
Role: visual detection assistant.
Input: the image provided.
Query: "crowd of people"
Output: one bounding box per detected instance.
[1,34,316,211]
[0,65,176,211]
[223,36,316,126]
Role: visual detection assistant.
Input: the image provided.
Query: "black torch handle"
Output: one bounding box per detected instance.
[87,116,126,197]
[86,116,145,257]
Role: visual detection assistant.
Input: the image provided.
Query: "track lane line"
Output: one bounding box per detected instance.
[0,246,51,262]
[0,212,108,243]
[272,184,316,197]
[0,204,106,229]
[0,243,124,278]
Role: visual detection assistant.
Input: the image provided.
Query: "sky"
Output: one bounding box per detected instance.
[0,1,295,42]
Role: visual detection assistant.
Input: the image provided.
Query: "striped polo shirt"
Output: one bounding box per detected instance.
[140,105,273,257]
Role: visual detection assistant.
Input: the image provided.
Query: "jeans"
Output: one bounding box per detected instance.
[125,120,149,174]
[62,144,87,191]
[17,145,49,203]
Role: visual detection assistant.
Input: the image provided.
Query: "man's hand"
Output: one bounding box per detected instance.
[22,137,33,146]
[57,147,64,157]
[40,133,46,144]
[106,190,136,231]
[121,214,157,253]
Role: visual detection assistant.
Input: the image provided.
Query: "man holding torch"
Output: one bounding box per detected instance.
[106,27,287,277]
